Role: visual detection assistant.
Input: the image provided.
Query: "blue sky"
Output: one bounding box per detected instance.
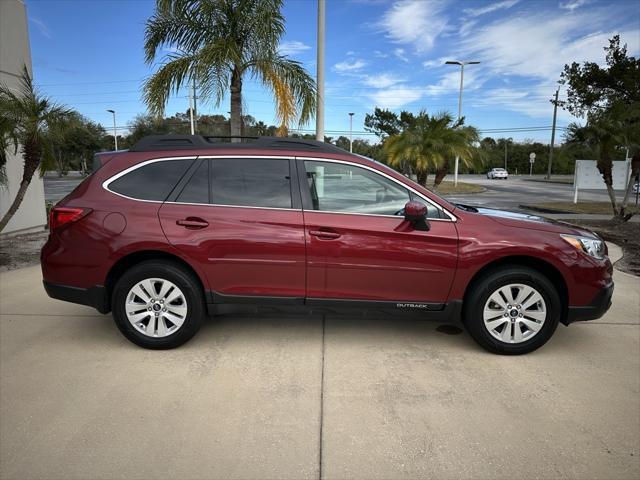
[26,0,640,142]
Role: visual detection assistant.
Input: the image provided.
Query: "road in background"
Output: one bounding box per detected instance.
[442,174,629,211]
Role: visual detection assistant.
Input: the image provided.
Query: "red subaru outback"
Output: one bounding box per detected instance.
[41,135,613,354]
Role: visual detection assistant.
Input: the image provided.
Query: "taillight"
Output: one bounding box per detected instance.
[48,207,91,230]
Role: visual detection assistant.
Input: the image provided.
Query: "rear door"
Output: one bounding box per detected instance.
[299,158,458,305]
[159,157,306,301]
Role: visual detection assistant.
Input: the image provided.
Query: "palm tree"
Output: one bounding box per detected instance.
[383,111,481,188]
[565,113,626,216]
[0,66,71,232]
[143,0,316,140]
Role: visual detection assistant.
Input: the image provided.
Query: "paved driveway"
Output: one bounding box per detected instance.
[1,247,638,479]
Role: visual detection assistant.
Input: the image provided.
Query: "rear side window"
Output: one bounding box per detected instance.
[211,159,291,209]
[176,160,209,204]
[109,159,194,201]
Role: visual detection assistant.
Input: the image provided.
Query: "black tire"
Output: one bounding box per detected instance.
[462,266,560,355]
[112,260,204,349]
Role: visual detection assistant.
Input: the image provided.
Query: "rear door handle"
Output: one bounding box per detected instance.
[176,217,209,229]
[309,229,341,240]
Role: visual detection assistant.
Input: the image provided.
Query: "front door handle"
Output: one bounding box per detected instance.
[309,229,341,240]
[176,217,209,229]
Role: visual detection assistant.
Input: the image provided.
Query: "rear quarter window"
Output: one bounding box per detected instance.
[108,159,194,201]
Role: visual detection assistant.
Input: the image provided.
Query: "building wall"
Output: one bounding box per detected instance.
[0,0,47,235]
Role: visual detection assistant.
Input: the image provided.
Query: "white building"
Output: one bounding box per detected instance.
[0,0,47,235]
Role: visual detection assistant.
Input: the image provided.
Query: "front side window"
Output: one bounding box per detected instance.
[211,158,292,209]
[108,159,194,201]
[304,160,416,216]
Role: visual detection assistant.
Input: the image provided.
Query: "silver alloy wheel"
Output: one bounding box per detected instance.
[125,278,188,338]
[483,283,547,344]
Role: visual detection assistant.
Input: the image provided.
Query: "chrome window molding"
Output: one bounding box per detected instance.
[101,154,457,222]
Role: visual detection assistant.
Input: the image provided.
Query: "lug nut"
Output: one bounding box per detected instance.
[519,313,523,317]
[147,307,151,311]
[507,305,511,309]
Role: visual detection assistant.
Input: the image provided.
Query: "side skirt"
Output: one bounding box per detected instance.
[206,291,462,322]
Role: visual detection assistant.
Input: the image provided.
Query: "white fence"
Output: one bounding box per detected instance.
[573,159,631,203]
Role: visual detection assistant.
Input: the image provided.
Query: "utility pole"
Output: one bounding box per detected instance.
[193,76,198,134]
[504,140,508,170]
[348,112,354,153]
[445,60,480,186]
[189,81,195,135]
[315,0,325,142]
[546,88,559,179]
[106,109,117,150]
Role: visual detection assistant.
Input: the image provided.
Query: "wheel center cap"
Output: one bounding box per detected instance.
[152,303,162,312]
[509,309,519,318]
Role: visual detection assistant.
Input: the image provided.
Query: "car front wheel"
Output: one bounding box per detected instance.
[112,260,204,349]
[463,266,560,354]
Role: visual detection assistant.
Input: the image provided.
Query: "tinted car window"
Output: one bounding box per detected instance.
[304,160,415,216]
[109,159,194,201]
[211,159,292,209]
[176,160,209,204]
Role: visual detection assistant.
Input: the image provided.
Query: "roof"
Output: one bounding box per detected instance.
[129,134,348,155]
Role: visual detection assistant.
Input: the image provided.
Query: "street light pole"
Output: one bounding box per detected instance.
[315,0,325,142]
[546,88,560,179]
[106,109,118,150]
[348,112,354,153]
[445,60,480,186]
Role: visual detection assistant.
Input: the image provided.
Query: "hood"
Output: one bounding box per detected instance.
[456,204,596,236]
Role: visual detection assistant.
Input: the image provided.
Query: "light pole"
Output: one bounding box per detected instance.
[106,109,118,150]
[315,0,325,141]
[348,112,354,153]
[445,60,480,186]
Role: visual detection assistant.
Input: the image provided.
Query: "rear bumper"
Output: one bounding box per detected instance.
[565,281,614,324]
[43,281,110,314]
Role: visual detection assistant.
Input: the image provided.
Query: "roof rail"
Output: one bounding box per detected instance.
[129,134,347,154]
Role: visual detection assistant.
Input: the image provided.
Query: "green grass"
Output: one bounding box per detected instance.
[429,181,486,195]
[528,201,640,215]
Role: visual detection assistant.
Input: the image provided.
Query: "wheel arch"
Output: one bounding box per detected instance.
[105,250,207,311]
[462,255,569,323]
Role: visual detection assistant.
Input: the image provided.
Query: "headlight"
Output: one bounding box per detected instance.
[561,234,606,259]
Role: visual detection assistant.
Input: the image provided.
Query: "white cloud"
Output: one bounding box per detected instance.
[459,11,640,81]
[346,50,356,56]
[559,0,592,11]
[422,56,449,68]
[393,48,409,62]
[373,50,389,58]
[424,70,482,96]
[334,59,367,73]
[278,40,311,56]
[362,73,405,88]
[29,17,51,39]
[368,86,423,109]
[378,0,448,52]
[463,0,520,17]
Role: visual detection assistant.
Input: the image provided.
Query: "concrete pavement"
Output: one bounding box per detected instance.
[0,248,638,479]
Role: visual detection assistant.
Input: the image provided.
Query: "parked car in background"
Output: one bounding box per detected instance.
[487,168,509,179]
[42,135,613,355]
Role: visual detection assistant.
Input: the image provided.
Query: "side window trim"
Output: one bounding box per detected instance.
[102,156,197,203]
[296,157,455,222]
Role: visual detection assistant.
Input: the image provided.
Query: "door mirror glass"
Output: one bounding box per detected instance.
[403,201,430,231]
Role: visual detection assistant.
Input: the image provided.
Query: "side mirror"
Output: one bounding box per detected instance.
[403,201,430,231]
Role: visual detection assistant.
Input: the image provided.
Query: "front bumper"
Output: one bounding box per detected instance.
[565,281,614,324]
[43,281,110,314]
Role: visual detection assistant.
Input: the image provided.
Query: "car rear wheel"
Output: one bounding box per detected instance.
[112,260,204,349]
[463,266,560,354]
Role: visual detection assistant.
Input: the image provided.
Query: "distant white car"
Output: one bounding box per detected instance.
[487,168,508,179]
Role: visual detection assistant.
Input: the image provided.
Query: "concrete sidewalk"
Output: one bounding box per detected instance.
[0,249,638,479]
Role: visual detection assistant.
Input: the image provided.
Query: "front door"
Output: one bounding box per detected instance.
[159,157,306,301]
[299,159,458,304]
